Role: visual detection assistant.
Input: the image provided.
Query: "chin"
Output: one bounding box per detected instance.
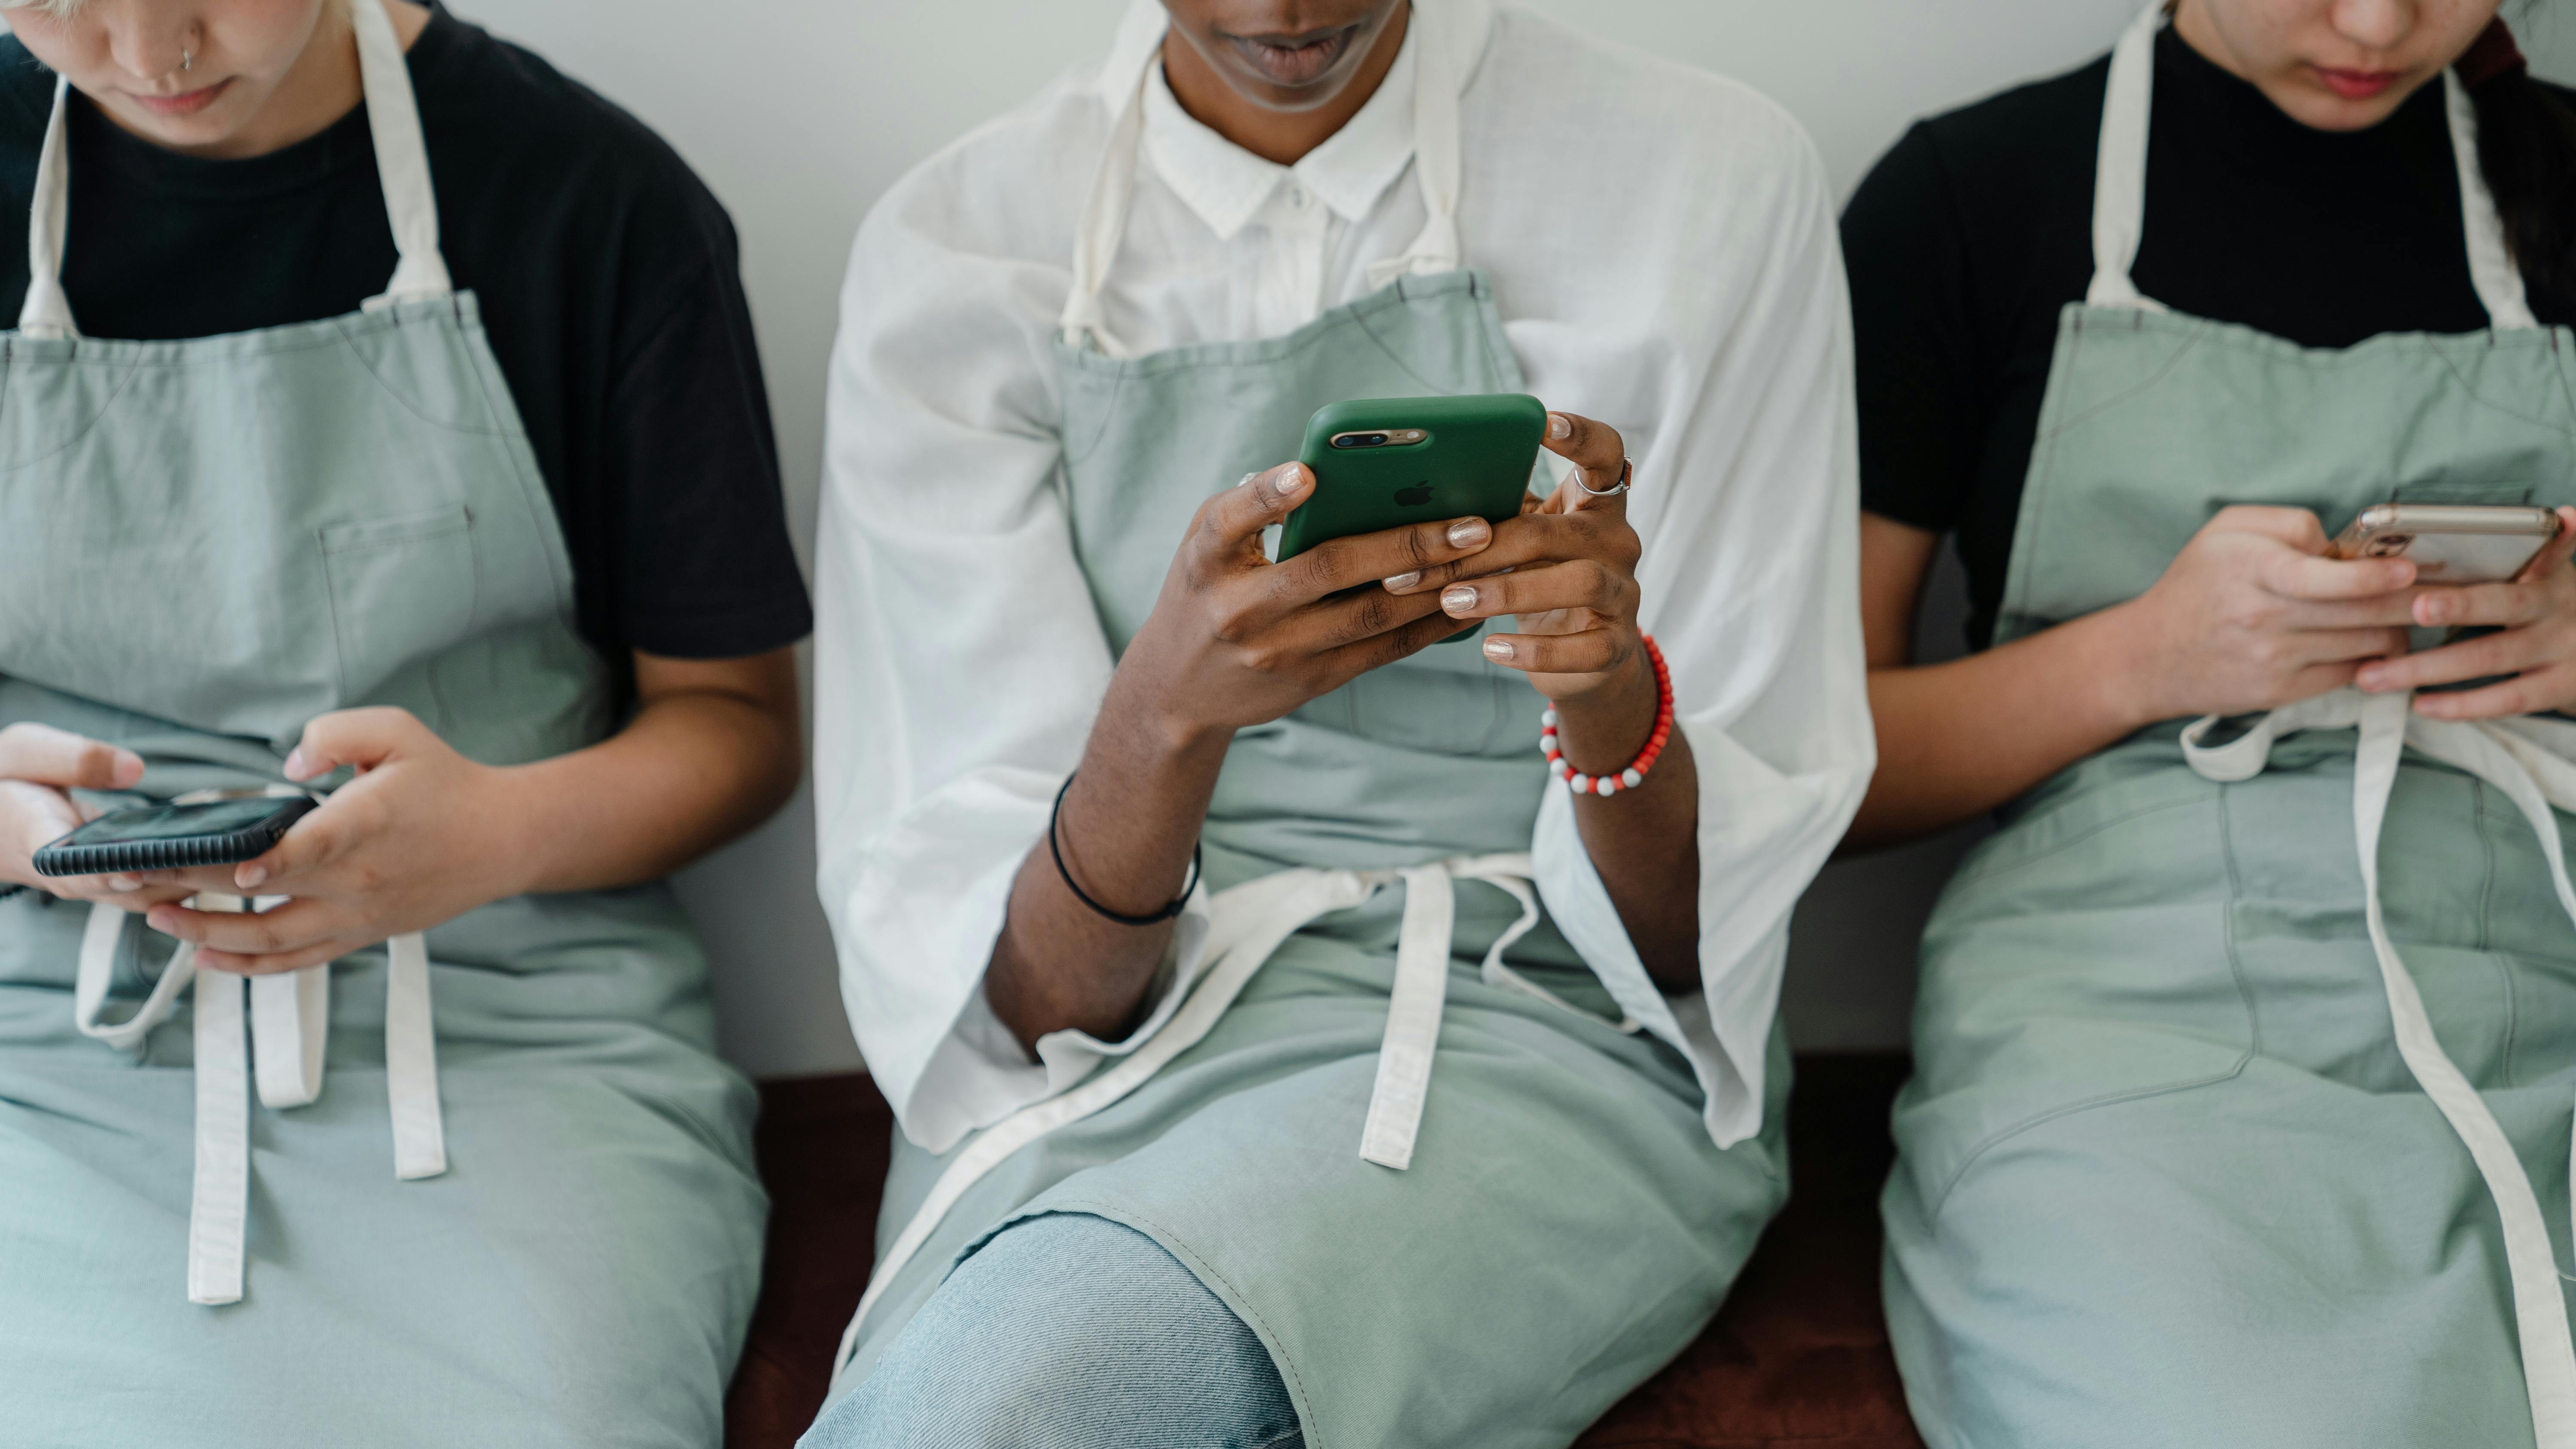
[106,99,254,152]
[2272,83,2414,134]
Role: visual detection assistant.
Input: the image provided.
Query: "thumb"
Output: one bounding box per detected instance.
[0,723,143,790]
[2220,505,2331,555]
[283,707,422,782]
[1198,462,1314,556]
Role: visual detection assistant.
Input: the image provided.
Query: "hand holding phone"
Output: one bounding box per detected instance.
[1374,407,1650,696]
[0,723,196,911]
[2329,504,2562,583]
[1276,394,1547,565]
[2354,504,2576,717]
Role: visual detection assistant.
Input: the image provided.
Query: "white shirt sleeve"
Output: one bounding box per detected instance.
[1528,119,1875,1150]
[811,125,1215,1155]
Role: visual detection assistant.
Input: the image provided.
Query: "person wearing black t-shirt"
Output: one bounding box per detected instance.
[1849,3,2576,1445]
[0,2,802,1442]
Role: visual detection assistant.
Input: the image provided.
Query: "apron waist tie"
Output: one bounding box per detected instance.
[73,898,446,1306]
[2184,686,2576,1445]
[831,849,1614,1383]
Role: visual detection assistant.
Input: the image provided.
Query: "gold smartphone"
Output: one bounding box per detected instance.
[2330,504,2562,583]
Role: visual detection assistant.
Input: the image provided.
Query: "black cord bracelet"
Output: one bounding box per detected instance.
[1048,772,1201,927]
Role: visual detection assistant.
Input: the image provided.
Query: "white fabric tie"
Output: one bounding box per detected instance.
[830,851,1562,1383]
[16,0,452,340]
[2182,688,2576,1444]
[76,901,446,1304]
[2087,1,2533,331]
[1056,3,1466,356]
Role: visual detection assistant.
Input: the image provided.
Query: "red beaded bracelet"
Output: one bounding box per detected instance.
[1541,634,1674,797]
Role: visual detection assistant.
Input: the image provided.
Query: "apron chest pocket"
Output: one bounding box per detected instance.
[320,504,477,702]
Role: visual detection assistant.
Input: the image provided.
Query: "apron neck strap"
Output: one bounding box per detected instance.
[2086,0,2537,331]
[19,76,78,340]
[348,0,453,309]
[17,0,453,340]
[1058,0,1470,357]
[2442,65,2537,329]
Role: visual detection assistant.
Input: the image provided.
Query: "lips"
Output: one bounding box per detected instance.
[132,79,231,117]
[1223,23,1360,87]
[2313,66,2402,100]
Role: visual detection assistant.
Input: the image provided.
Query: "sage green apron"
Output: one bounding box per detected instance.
[1885,8,2576,1446]
[0,6,763,1444]
[820,15,1787,1448]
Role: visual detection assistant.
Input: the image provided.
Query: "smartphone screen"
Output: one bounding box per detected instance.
[57,797,297,846]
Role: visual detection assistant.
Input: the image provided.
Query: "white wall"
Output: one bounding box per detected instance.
[460,0,2576,1076]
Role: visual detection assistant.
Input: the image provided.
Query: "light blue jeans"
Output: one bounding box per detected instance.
[801,1211,1304,1449]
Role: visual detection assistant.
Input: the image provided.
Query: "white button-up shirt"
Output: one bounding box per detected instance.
[814,0,1874,1156]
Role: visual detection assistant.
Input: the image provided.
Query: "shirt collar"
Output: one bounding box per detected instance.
[1097,0,1492,242]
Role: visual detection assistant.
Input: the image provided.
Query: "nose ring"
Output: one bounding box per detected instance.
[180,48,193,72]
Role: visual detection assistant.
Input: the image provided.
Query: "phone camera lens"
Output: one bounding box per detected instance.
[1332,432,1391,450]
[2368,535,2412,556]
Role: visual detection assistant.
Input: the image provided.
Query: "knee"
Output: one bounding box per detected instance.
[802,1213,1299,1449]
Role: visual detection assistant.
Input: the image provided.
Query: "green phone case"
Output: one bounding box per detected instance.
[1275,393,1548,563]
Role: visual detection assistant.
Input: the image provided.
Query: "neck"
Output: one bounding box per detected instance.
[1160,3,1409,167]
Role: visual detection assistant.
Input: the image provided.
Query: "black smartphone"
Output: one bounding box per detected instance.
[32,795,316,878]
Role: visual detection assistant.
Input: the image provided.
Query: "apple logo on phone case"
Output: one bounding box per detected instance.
[1394,482,1433,506]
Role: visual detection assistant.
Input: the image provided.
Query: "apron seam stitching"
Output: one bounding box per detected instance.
[1347,305,1465,396]
[2215,783,2267,1062]
[1032,1196,1322,1448]
[321,313,517,440]
[2427,343,2576,437]
[1942,794,2200,893]
[2031,318,2206,445]
[0,352,142,474]
[1926,1066,2249,1223]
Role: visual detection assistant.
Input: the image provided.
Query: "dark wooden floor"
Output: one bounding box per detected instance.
[723,1054,1925,1449]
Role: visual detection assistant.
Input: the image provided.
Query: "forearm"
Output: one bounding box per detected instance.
[1847,603,2155,851]
[496,667,802,896]
[984,667,1231,1051]
[1554,654,1700,990]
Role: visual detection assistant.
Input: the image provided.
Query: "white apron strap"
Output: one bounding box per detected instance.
[2084,1,2166,312]
[2184,689,2576,1445]
[75,882,446,1302]
[14,1,450,339]
[2089,4,2531,327]
[346,0,452,306]
[831,865,1382,1379]
[75,902,196,1049]
[249,959,328,1109]
[189,954,250,1306]
[183,894,266,1307]
[1358,862,1458,1170]
[385,930,446,1179]
[2349,694,2576,1444]
[1058,2,1468,353]
[18,76,77,339]
[1461,860,1644,1035]
[2443,67,2540,330]
[1362,17,1464,290]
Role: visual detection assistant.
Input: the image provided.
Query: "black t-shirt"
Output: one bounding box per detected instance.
[0,7,811,700]
[1842,27,2576,649]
